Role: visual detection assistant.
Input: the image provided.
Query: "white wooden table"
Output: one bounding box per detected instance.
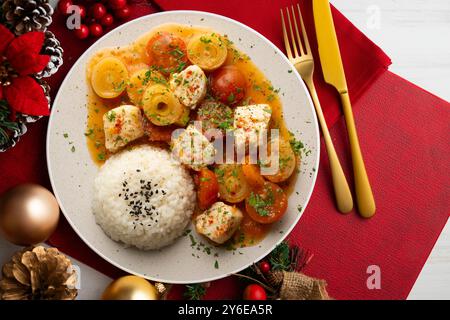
[0,0,448,300]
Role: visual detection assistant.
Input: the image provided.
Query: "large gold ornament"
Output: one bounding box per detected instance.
[0,184,60,245]
[101,275,159,300]
[0,246,78,300]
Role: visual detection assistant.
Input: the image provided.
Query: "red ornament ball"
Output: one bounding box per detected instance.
[91,3,107,20]
[114,5,131,19]
[89,23,103,37]
[109,0,127,10]
[74,24,89,39]
[78,5,87,19]
[101,14,114,27]
[259,261,271,274]
[58,0,73,15]
[243,284,267,300]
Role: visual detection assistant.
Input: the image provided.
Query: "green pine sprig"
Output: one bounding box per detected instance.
[0,100,19,147]
[184,283,207,300]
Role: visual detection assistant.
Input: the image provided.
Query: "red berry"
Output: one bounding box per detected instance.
[58,0,73,15]
[114,5,131,19]
[109,0,127,9]
[243,284,267,300]
[91,3,107,20]
[78,5,87,19]
[259,261,271,274]
[74,24,89,39]
[89,23,103,37]
[101,14,114,27]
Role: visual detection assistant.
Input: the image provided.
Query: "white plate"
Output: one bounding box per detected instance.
[47,11,320,284]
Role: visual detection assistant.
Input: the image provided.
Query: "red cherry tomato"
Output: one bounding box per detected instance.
[211,65,246,105]
[58,0,72,15]
[89,23,103,37]
[196,168,219,210]
[91,3,107,20]
[146,32,188,74]
[243,284,267,300]
[74,24,89,39]
[259,261,271,274]
[114,5,131,19]
[101,14,114,27]
[109,0,127,9]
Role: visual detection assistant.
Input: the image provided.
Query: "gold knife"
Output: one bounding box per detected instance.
[313,0,376,218]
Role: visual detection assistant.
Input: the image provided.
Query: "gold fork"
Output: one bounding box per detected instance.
[281,4,353,213]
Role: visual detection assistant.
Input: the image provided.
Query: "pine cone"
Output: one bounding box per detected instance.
[2,0,54,35]
[36,31,64,79]
[0,246,78,300]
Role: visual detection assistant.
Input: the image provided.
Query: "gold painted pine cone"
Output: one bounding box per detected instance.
[0,246,77,300]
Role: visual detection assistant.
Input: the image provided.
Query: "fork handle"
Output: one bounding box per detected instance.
[340,92,376,218]
[306,81,353,214]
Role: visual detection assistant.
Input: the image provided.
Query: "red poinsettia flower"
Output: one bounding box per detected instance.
[0,25,50,116]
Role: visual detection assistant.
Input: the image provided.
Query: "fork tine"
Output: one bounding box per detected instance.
[280,9,293,59]
[285,7,299,57]
[297,3,311,54]
[290,5,305,55]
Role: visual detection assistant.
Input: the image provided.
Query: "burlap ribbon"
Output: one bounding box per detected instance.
[267,271,331,300]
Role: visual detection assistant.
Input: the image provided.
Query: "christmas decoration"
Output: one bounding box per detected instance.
[1,0,53,35]
[57,0,73,15]
[59,0,133,40]
[259,261,271,274]
[0,0,61,151]
[234,241,331,300]
[74,23,89,39]
[101,275,159,300]
[0,184,60,246]
[0,246,78,300]
[89,23,103,37]
[36,31,64,79]
[243,284,267,300]
[184,283,209,300]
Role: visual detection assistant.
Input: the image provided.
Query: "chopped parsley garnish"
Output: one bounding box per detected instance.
[106,111,116,122]
[84,128,94,137]
[289,132,304,155]
[97,152,105,161]
[247,189,274,217]
[227,92,235,103]
[200,36,212,44]
[214,260,219,269]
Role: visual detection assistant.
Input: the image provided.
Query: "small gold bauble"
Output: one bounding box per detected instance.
[0,184,60,246]
[101,275,159,300]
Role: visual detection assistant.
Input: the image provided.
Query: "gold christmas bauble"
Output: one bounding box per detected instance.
[0,184,60,246]
[101,275,159,300]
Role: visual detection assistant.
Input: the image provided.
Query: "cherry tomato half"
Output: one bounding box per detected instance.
[245,182,288,224]
[211,65,246,105]
[146,32,188,74]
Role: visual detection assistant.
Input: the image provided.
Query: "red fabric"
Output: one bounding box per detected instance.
[0,0,448,300]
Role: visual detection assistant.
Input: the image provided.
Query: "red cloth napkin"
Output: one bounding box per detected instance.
[0,0,448,300]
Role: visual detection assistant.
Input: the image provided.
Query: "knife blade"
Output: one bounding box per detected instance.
[313,0,376,218]
[313,0,348,94]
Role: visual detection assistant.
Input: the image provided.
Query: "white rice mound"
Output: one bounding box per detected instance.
[93,145,196,250]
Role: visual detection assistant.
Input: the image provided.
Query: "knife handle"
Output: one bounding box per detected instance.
[340,92,376,218]
[306,82,353,214]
